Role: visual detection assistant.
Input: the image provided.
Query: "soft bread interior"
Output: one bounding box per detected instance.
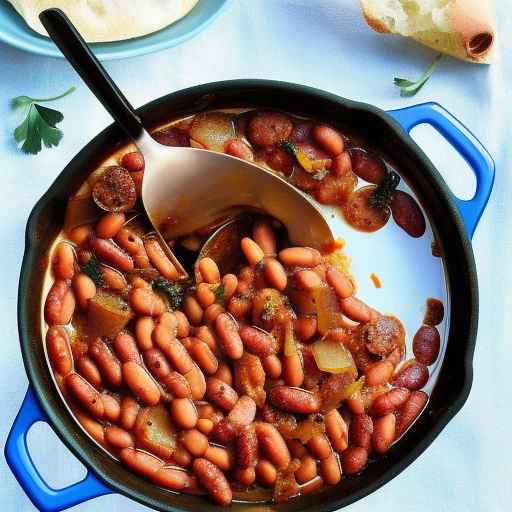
[360,0,495,63]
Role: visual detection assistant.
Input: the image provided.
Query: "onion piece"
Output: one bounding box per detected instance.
[312,337,356,375]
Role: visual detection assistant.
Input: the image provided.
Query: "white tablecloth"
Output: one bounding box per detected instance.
[1,1,511,510]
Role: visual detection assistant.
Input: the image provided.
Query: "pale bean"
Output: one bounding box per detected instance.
[263,258,287,291]
[325,409,348,453]
[279,247,321,268]
[371,388,411,416]
[215,313,243,360]
[282,353,304,387]
[68,225,92,246]
[144,238,179,281]
[114,332,141,363]
[213,363,233,386]
[253,219,277,256]
[365,360,394,387]
[100,266,127,291]
[320,453,342,485]
[313,125,344,157]
[228,296,252,320]
[188,338,219,375]
[174,310,190,338]
[307,433,332,460]
[196,283,216,308]
[206,377,238,411]
[341,296,372,323]
[287,439,308,459]
[76,356,102,389]
[203,303,225,325]
[193,458,232,506]
[235,466,256,487]
[241,237,264,266]
[194,325,219,354]
[183,295,203,325]
[263,355,282,379]
[222,274,238,300]
[173,446,193,468]
[256,459,277,487]
[89,338,122,387]
[171,398,198,429]
[294,315,317,342]
[129,287,166,317]
[135,316,155,350]
[46,326,73,376]
[119,447,164,478]
[115,227,149,268]
[122,362,160,405]
[295,455,318,484]
[153,328,193,375]
[162,371,192,398]
[198,257,221,284]
[101,393,121,422]
[373,413,396,454]
[65,373,104,418]
[151,466,198,492]
[53,242,75,280]
[228,395,257,427]
[196,418,214,435]
[95,212,125,239]
[184,363,206,400]
[119,396,140,430]
[105,425,134,448]
[203,446,233,471]
[255,422,291,470]
[144,348,171,380]
[326,267,353,299]
[179,429,208,457]
[294,269,322,290]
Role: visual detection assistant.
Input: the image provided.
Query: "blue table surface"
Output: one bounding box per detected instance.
[1,1,510,511]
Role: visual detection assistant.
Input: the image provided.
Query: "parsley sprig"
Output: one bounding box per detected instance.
[152,278,184,310]
[81,255,104,287]
[394,55,443,97]
[12,86,76,154]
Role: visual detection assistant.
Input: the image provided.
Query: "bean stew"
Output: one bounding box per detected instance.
[42,108,443,506]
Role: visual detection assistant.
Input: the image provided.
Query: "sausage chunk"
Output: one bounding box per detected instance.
[361,315,405,357]
[93,166,136,212]
[247,112,293,147]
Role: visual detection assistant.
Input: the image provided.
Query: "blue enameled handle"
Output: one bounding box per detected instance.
[387,102,495,238]
[5,389,111,511]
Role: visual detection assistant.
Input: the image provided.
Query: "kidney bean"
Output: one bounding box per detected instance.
[218,275,237,302]
[115,228,149,269]
[46,326,73,376]
[211,363,232,387]
[313,125,344,157]
[214,313,243,360]
[184,363,206,400]
[236,425,258,468]
[188,338,219,375]
[265,146,294,175]
[196,283,215,309]
[282,354,304,388]
[105,425,134,449]
[308,434,332,460]
[198,257,221,284]
[395,390,428,437]
[247,111,293,147]
[119,447,164,478]
[121,151,145,172]
[241,237,265,267]
[153,126,190,147]
[193,458,232,506]
[341,446,368,475]
[371,388,411,416]
[279,247,321,268]
[320,453,342,485]
[144,238,179,281]
[235,466,256,487]
[135,317,155,350]
[114,332,141,363]
[294,315,317,342]
[373,413,396,454]
[340,296,372,323]
[152,467,198,493]
[325,409,348,453]
[89,237,134,272]
[269,386,321,414]
[225,138,254,161]
[101,393,121,422]
[349,414,373,450]
[209,446,235,471]
[72,273,96,310]
[326,267,353,299]
[45,280,76,326]
[130,276,151,289]
[130,288,166,317]
[204,304,226,326]
[174,311,190,338]
[294,270,323,290]
[263,258,287,291]
[253,219,277,256]
[228,395,257,427]
[89,338,122,387]
[163,371,192,398]
[295,455,318,484]
[171,398,198,430]
[255,422,291,470]
[66,373,104,418]
[349,148,386,184]
[332,151,353,177]
[391,191,426,238]
[211,418,236,445]
[413,325,440,365]
[69,225,93,246]
[206,377,238,412]
[95,212,126,239]
[392,361,429,390]
[53,242,75,280]
[197,418,214,435]
[365,360,394,387]
[256,459,277,487]
[76,356,102,389]
[194,325,218,353]
[144,348,172,381]
[122,362,160,405]
[346,396,365,415]
[180,429,209,457]
[120,396,140,430]
[183,295,204,326]
[173,446,193,468]
[239,325,275,358]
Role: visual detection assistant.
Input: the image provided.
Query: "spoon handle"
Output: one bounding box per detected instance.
[39,8,143,141]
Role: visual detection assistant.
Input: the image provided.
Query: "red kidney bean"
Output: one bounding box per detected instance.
[265,147,294,175]
[65,373,104,418]
[211,418,236,445]
[113,332,141,363]
[391,191,426,238]
[45,280,76,326]
[239,325,275,358]
[225,138,254,161]
[371,388,411,416]
[215,313,243,360]
[193,458,232,506]
[413,325,440,365]
[395,391,428,437]
[268,386,321,414]
[206,377,238,412]
[88,338,122,387]
[392,361,429,390]
[89,237,134,272]
[236,425,258,468]
[349,414,373,450]
[349,148,386,184]
[153,126,190,147]
[341,446,368,475]
[228,395,257,427]
[121,151,145,172]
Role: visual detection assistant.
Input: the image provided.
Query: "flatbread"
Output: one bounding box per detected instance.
[8,0,200,42]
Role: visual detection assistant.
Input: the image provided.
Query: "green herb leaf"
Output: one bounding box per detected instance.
[213,284,225,303]
[394,54,443,97]
[152,278,184,310]
[11,86,75,155]
[82,255,105,287]
[262,298,276,321]
[279,139,297,156]
[368,171,401,210]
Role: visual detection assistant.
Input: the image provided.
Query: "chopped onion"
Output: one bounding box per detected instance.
[312,337,356,374]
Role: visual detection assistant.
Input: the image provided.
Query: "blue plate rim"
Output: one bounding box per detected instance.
[0,0,233,60]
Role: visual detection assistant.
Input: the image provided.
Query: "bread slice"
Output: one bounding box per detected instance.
[359,0,496,64]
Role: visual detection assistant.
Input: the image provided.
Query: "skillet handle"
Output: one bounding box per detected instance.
[5,388,111,512]
[387,102,495,238]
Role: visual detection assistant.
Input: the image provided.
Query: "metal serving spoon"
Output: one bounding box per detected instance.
[40,9,335,279]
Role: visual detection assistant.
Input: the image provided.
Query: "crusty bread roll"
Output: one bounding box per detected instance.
[8,0,199,43]
[359,0,496,64]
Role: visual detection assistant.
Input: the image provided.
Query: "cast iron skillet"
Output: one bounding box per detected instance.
[5,80,494,512]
